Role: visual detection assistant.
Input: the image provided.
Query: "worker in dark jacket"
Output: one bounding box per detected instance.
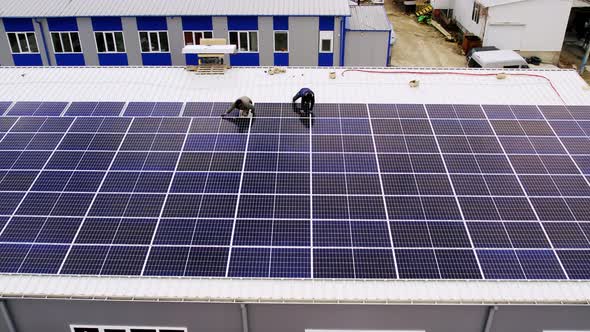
[292,88,315,113]
[223,96,255,117]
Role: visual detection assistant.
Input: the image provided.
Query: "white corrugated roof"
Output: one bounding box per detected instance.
[1,66,590,303]
[346,5,391,31]
[478,0,527,7]
[0,66,588,105]
[0,275,590,304]
[0,0,351,18]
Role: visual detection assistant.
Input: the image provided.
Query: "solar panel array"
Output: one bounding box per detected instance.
[1,101,590,280]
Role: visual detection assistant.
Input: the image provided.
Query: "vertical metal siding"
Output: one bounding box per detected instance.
[332,16,341,67]
[121,17,141,65]
[47,17,78,31]
[212,17,229,64]
[229,53,260,66]
[318,53,333,66]
[91,17,123,31]
[12,54,43,66]
[55,54,85,65]
[136,17,167,31]
[167,16,185,66]
[35,18,52,65]
[227,16,258,30]
[289,17,318,66]
[273,16,289,30]
[181,16,213,30]
[3,18,35,32]
[274,53,288,66]
[98,53,128,66]
[259,17,274,66]
[339,17,346,66]
[77,17,99,66]
[344,30,388,66]
[386,29,391,66]
[141,53,172,66]
[0,19,16,66]
[319,16,334,31]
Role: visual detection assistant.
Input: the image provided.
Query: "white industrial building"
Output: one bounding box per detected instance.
[432,0,575,64]
[0,66,590,332]
[0,0,393,67]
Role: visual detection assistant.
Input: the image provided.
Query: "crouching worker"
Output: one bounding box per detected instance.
[223,96,255,118]
[292,88,315,113]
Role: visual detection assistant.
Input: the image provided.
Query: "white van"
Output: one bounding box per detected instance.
[468,49,529,69]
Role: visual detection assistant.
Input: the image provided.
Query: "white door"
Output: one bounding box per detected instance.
[484,24,525,50]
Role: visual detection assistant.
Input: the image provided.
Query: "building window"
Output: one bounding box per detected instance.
[229,31,258,52]
[51,32,82,53]
[95,31,125,53]
[139,31,169,53]
[184,31,213,46]
[71,325,187,332]
[319,31,333,53]
[274,31,288,52]
[7,32,39,53]
[472,2,482,24]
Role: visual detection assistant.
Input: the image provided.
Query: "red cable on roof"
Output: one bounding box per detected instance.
[340,69,567,105]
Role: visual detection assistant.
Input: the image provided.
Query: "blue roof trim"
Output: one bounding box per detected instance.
[227,16,258,30]
[273,16,289,30]
[182,16,213,30]
[47,17,78,31]
[3,18,34,32]
[319,16,334,31]
[136,16,167,31]
[91,17,123,31]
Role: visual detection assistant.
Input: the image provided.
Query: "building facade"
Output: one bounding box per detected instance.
[0,15,348,67]
[2,300,590,332]
[344,5,392,67]
[432,0,573,64]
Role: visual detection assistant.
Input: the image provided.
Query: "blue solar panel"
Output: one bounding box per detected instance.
[0,102,12,116]
[2,103,590,281]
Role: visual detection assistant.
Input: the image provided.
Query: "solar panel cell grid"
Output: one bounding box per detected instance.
[7,102,42,116]
[2,103,590,280]
[0,102,12,116]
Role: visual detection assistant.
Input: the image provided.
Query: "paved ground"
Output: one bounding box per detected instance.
[385,1,466,67]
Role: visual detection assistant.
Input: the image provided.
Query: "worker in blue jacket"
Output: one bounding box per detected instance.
[292,88,315,113]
